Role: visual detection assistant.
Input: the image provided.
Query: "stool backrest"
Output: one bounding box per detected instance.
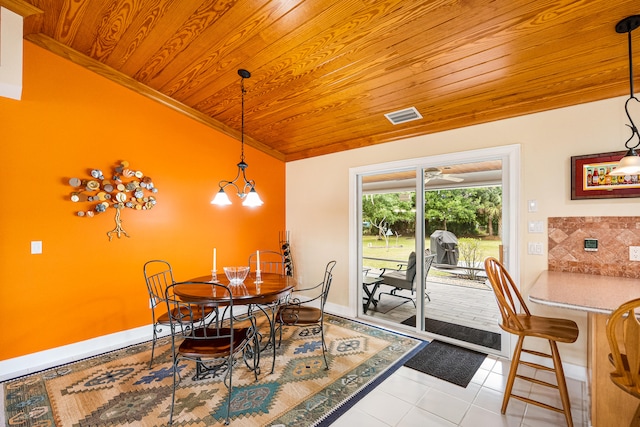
[606,297,640,398]
[484,256,530,333]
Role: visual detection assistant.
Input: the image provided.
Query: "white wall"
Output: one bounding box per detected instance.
[0,7,23,100]
[286,95,639,367]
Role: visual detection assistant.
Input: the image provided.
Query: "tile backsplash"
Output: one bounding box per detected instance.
[548,216,640,278]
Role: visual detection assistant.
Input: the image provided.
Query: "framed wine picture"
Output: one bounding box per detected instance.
[571,151,640,199]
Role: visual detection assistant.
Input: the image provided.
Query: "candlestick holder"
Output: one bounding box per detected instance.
[211,270,218,282]
[255,270,263,284]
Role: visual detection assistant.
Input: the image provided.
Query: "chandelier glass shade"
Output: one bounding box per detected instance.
[610,15,640,177]
[211,69,264,207]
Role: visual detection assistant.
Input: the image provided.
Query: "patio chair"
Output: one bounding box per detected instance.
[377,252,436,306]
[275,260,336,369]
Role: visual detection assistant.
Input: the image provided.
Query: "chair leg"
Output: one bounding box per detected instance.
[502,335,525,413]
[277,321,283,348]
[149,325,158,369]
[549,340,573,427]
[225,359,233,425]
[169,359,178,424]
[320,324,329,370]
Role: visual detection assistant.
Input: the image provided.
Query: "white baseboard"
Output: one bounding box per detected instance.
[325,302,355,318]
[564,362,587,383]
[0,325,166,382]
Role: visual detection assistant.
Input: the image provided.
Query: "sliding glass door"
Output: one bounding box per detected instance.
[360,169,418,326]
[352,146,519,357]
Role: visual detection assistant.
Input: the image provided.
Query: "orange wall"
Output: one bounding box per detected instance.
[0,42,286,360]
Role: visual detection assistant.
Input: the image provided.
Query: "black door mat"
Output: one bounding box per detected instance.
[404,340,487,388]
[401,316,501,350]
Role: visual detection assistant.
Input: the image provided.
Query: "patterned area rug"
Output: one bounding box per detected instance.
[3,315,422,426]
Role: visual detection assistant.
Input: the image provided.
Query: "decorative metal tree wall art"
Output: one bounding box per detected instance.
[68,161,158,240]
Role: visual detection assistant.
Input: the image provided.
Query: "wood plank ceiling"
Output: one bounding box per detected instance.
[4,0,640,161]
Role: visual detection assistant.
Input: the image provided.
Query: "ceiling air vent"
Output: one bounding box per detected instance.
[384,107,423,125]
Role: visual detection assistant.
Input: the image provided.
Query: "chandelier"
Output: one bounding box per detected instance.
[211,69,264,207]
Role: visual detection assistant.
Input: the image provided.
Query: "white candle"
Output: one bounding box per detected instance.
[256,250,260,271]
[213,248,217,271]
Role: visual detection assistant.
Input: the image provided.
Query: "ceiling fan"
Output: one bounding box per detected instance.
[424,167,464,183]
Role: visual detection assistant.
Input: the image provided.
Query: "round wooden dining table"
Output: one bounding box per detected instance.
[174,272,294,305]
[173,272,295,374]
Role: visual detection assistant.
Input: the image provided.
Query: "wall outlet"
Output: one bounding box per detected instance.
[630,246,640,261]
[31,241,42,254]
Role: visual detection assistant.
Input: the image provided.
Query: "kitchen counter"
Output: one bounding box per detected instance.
[529,270,640,427]
[529,270,640,314]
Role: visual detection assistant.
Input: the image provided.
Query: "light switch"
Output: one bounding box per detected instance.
[528,221,544,233]
[527,200,538,213]
[528,242,543,255]
[31,241,42,254]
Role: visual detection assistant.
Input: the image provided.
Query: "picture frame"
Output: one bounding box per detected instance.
[571,151,640,199]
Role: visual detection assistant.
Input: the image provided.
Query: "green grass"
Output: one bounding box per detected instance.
[362,235,501,270]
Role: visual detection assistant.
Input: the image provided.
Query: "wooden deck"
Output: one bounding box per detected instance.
[362,275,502,339]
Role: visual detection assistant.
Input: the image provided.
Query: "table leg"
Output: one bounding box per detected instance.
[251,301,282,375]
[363,282,381,313]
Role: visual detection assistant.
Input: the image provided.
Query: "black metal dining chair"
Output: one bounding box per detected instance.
[165,282,258,425]
[248,250,287,276]
[275,260,336,369]
[144,260,216,369]
[143,260,176,368]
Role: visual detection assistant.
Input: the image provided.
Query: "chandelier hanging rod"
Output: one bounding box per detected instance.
[610,15,640,177]
[618,16,640,152]
[211,69,263,207]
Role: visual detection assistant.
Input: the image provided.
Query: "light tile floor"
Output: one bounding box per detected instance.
[353,275,588,426]
[332,356,588,427]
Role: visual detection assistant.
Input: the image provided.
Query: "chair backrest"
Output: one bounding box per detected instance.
[320,260,337,309]
[405,252,417,281]
[165,281,237,346]
[424,253,436,278]
[606,297,640,398]
[484,256,530,333]
[248,250,286,275]
[143,260,175,306]
[407,252,436,282]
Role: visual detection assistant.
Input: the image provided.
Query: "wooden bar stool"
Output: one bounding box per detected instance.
[606,297,640,427]
[484,257,579,427]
